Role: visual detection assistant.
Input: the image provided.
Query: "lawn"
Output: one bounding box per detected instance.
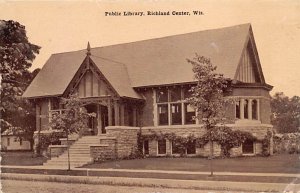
[1,151,47,166]
[84,154,300,174]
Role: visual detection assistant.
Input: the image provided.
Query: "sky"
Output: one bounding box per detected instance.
[0,0,299,97]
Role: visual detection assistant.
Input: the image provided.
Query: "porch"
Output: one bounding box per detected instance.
[80,97,143,136]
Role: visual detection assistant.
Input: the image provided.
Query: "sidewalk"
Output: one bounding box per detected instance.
[2,172,300,192]
[1,164,300,177]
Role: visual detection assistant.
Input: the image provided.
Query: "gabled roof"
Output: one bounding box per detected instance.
[23,23,264,99]
[89,56,142,99]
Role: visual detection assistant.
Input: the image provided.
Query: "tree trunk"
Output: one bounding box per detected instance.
[67,134,71,171]
[209,130,214,176]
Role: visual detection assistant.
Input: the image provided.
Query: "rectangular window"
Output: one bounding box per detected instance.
[158,104,169,125]
[242,139,254,154]
[183,86,193,99]
[169,87,181,102]
[171,103,182,125]
[171,140,182,154]
[184,103,195,124]
[50,98,60,110]
[143,140,149,155]
[7,138,10,146]
[252,100,258,120]
[158,139,167,155]
[187,140,196,154]
[156,88,168,103]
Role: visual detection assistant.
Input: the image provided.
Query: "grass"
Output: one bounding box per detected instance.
[84,154,300,174]
[1,151,48,166]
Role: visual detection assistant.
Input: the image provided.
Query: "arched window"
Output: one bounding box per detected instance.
[235,101,240,119]
[244,99,249,119]
[252,99,257,120]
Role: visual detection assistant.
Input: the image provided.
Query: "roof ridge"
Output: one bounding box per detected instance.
[50,23,251,56]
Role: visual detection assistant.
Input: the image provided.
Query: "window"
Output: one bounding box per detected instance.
[235,101,240,119]
[143,140,149,155]
[7,138,10,146]
[20,138,23,146]
[235,98,259,120]
[156,86,196,126]
[244,99,249,119]
[158,104,169,125]
[50,98,60,110]
[171,103,182,125]
[157,88,168,103]
[183,86,193,99]
[252,100,257,120]
[171,140,182,154]
[185,104,195,124]
[187,140,196,154]
[169,87,181,102]
[242,139,254,154]
[157,139,167,155]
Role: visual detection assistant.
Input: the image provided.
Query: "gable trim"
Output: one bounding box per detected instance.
[63,56,120,98]
[234,26,265,84]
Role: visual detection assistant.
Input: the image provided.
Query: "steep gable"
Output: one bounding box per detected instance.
[234,26,265,84]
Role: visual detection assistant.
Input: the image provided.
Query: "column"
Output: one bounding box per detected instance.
[168,103,171,125]
[114,100,120,126]
[248,99,253,120]
[181,103,185,125]
[257,99,260,121]
[97,104,102,135]
[120,103,125,126]
[108,99,112,126]
[240,98,245,119]
[133,106,137,127]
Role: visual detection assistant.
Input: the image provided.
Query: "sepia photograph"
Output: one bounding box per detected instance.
[0,0,299,192]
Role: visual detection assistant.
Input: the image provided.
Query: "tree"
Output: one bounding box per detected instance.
[49,94,93,170]
[187,54,230,176]
[271,92,300,133]
[2,69,41,149]
[0,20,40,129]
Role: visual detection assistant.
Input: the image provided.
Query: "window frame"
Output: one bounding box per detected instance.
[156,86,196,126]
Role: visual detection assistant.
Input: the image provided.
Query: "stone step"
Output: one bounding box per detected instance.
[49,157,91,161]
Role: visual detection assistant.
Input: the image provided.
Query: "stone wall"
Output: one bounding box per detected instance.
[106,126,140,158]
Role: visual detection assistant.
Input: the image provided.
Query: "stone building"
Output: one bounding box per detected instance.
[23,24,273,167]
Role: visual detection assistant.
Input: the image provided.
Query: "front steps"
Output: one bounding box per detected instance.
[43,136,101,168]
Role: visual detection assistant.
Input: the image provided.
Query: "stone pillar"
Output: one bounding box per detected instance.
[114,100,120,126]
[248,99,253,120]
[240,99,245,119]
[108,99,112,126]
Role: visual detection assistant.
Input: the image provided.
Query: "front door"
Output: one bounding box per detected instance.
[85,104,98,135]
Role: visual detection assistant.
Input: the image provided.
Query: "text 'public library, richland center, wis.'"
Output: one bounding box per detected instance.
[23,24,273,167]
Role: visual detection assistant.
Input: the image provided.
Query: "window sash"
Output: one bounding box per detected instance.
[157,139,167,155]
